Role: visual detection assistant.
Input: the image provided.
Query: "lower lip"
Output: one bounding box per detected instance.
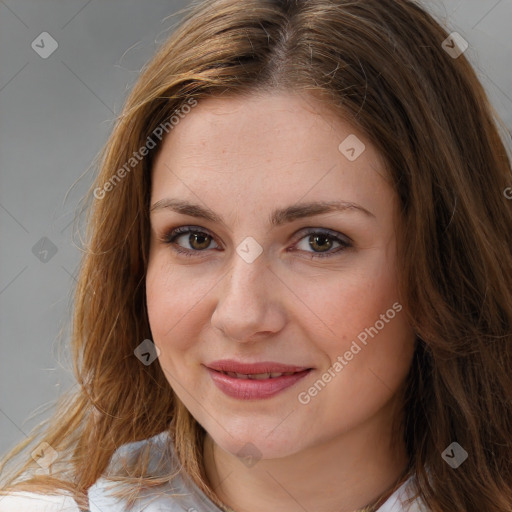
[206,368,312,400]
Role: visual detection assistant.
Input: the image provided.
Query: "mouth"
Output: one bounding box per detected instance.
[204,360,313,400]
[205,359,311,374]
[215,370,299,379]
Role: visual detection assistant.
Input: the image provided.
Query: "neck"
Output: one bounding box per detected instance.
[203,395,409,512]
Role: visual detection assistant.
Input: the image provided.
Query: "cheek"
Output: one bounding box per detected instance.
[145,262,199,390]
[313,282,413,424]
[145,254,223,365]
[288,251,401,349]
[146,257,196,350]
[292,247,414,390]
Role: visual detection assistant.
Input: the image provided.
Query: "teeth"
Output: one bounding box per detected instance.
[221,371,297,379]
[249,373,270,380]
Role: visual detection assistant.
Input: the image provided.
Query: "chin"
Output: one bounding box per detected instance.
[209,424,304,461]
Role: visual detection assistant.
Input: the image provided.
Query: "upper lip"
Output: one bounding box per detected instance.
[205,359,311,374]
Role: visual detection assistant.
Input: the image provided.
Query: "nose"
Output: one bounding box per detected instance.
[210,251,287,343]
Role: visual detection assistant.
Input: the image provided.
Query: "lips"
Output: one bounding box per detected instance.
[204,360,313,400]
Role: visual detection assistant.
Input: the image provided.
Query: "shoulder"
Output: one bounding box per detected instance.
[0,433,176,512]
[102,430,176,476]
[0,491,80,512]
[88,430,224,511]
[88,430,201,512]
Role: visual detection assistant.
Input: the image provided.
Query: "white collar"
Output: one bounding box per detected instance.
[89,473,429,512]
[88,432,429,512]
[376,475,429,512]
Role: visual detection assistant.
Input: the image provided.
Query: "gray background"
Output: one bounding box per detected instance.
[1,0,511,458]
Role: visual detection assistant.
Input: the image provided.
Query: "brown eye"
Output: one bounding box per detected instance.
[162,226,220,257]
[162,226,351,260]
[292,229,352,258]
[188,232,212,250]
[308,234,334,253]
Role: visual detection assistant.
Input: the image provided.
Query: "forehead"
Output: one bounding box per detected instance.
[155,91,375,160]
[150,91,390,218]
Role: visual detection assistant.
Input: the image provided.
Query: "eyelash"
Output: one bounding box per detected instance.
[160,225,352,259]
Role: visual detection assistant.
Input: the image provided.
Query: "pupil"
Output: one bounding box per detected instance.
[191,233,209,249]
[311,234,331,252]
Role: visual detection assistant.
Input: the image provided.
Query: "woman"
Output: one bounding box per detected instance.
[1,0,511,511]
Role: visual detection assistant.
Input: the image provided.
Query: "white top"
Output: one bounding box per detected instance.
[0,431,429,511]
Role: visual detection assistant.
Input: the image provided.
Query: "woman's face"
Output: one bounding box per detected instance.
[146,91,415,459]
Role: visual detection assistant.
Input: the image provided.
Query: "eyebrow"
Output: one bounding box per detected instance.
[150,198,375,227]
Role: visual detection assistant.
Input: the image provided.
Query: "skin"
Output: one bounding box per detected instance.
[146,91,416,512]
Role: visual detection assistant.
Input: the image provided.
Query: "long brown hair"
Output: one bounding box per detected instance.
[1,0,511,510]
